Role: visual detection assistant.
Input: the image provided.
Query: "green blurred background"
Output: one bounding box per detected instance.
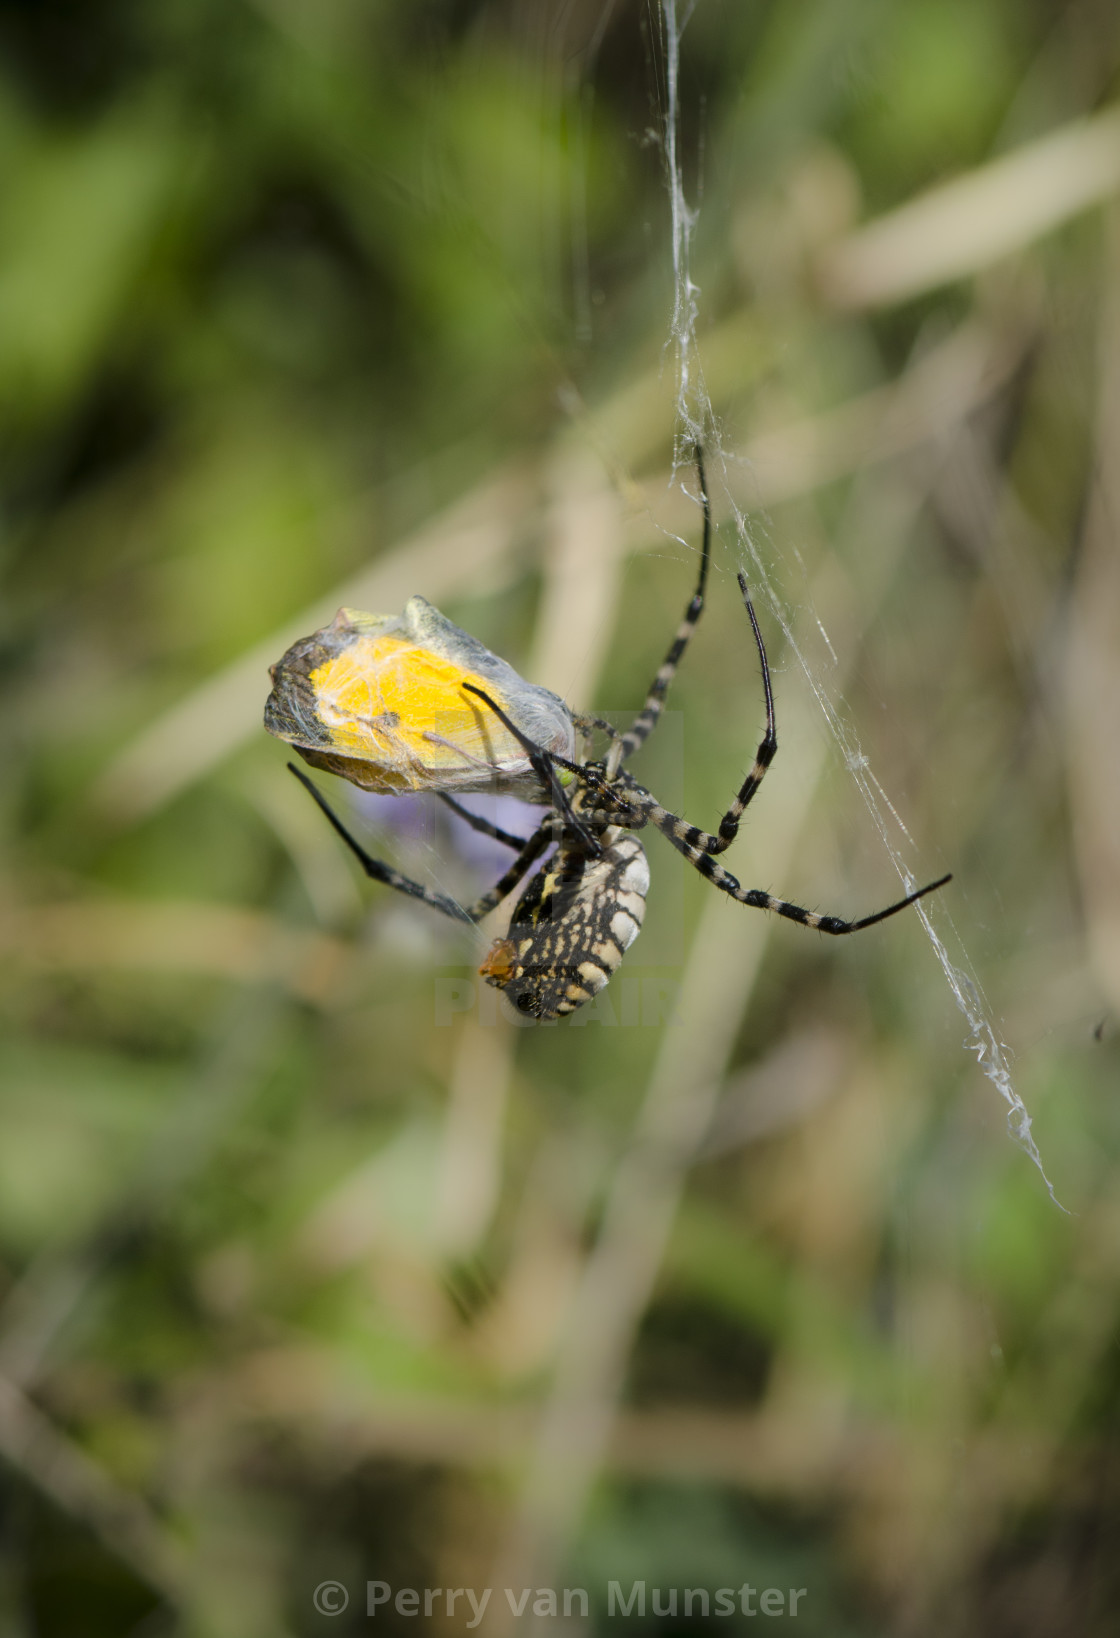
[2,2,1119,1634]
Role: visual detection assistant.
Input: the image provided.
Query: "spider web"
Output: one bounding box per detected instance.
[656,0,1062,1207]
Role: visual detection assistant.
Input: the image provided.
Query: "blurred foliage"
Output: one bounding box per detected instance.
[2,2,1120,1636]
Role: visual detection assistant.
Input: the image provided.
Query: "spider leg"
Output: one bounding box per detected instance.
[572,711,623,747]
[704,572,778,853]
[625,780,950,930]
[571,711,623,767]
[460,682,605,857]
[619,574,777,856]
[703,861,953,932]
[611,445,711,773]
[464,824,557,919]
[288,765,553,923]
[439,793,529,851]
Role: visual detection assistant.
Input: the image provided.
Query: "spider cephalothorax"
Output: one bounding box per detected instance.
[267,448,950,1022]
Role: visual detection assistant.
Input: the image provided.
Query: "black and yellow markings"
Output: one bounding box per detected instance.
[479,832,649,1020]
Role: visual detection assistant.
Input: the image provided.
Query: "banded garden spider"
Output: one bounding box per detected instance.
[269,450,950,1020]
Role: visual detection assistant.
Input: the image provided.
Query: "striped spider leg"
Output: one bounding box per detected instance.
[288,763,555,925]
[438,793,532,851]
[607,570,951,934]
[606,445,712,778]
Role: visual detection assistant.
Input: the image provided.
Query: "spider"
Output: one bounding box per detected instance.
[269,449,950,1020]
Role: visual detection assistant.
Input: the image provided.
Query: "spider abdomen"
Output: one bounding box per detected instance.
[479,831,649,1020]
